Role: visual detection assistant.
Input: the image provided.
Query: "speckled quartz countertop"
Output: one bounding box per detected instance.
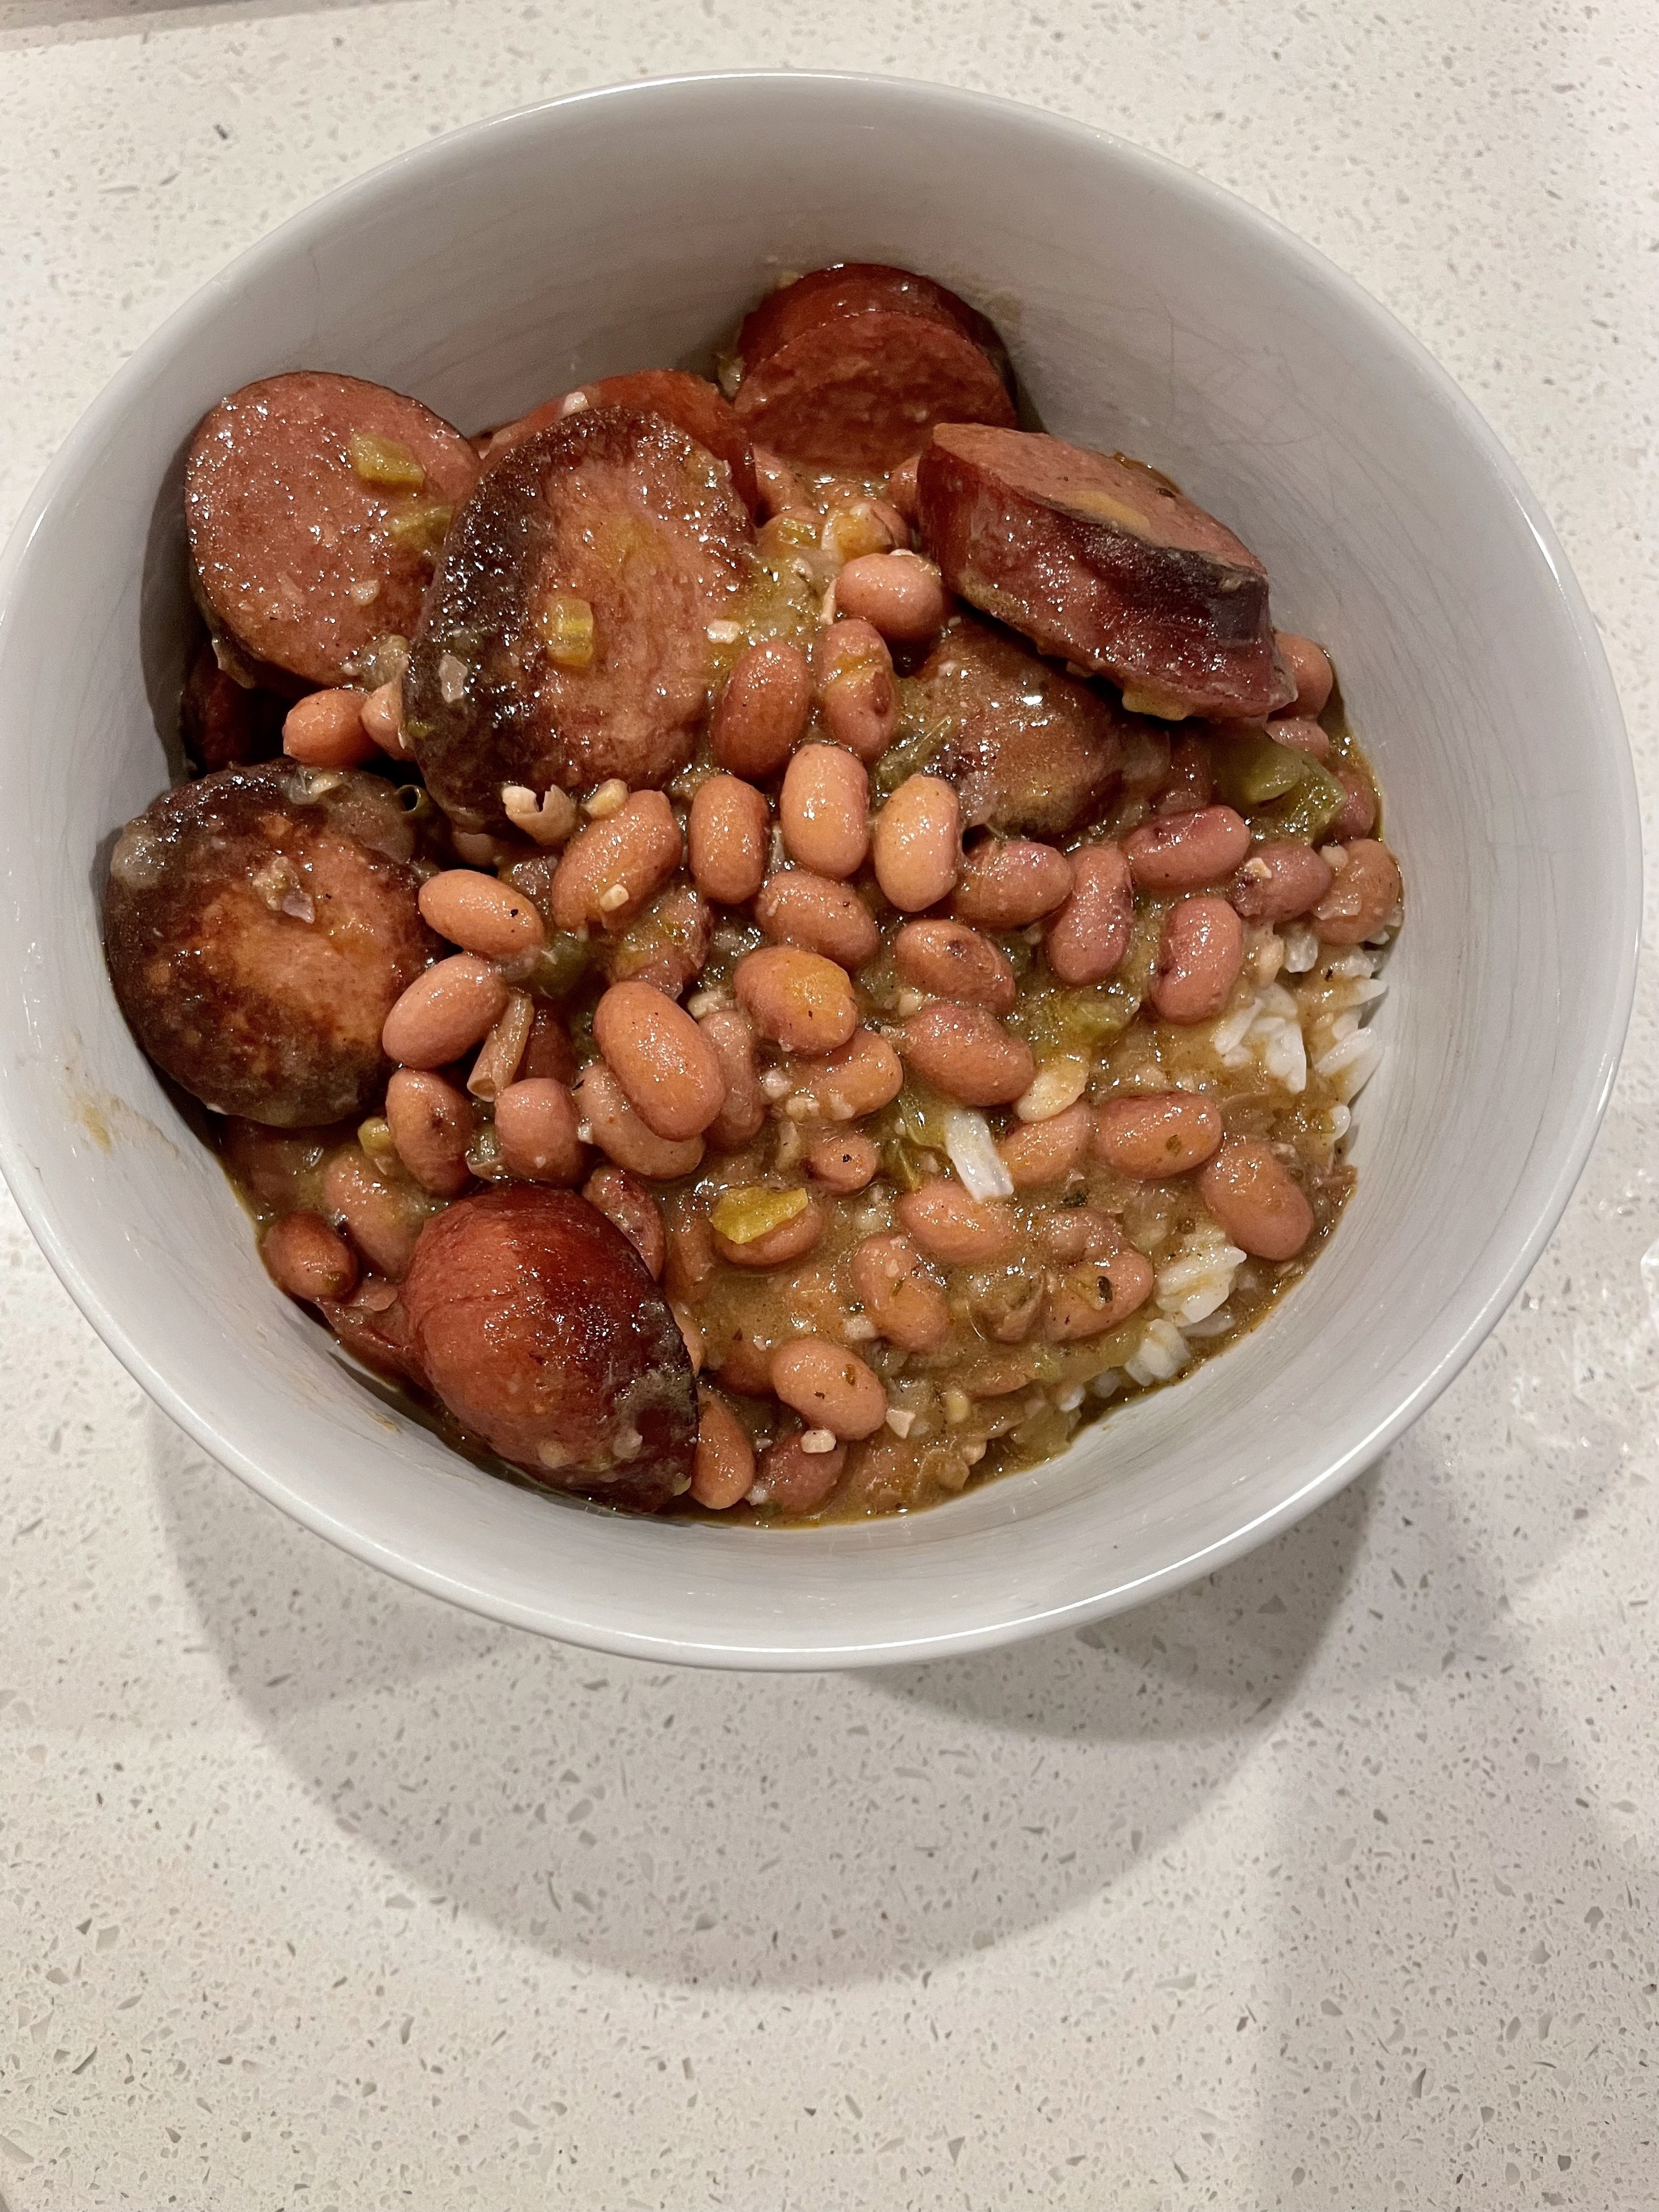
[1,4,1656,2206]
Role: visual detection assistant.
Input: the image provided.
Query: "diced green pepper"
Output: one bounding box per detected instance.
[1263,759,1347,842]
[522,931,589,1000]
[1214,731,1309,808]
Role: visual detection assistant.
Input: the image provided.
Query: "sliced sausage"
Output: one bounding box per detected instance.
[179,641,284,771]
[400,1186,695,1510]
[103,761,436,1126]
[916,426,1295,722]
[404,406,753,823]
[731,262,1017,471]
[481,368,760,515]
[907,618,1123,837]
[185,371,479,690]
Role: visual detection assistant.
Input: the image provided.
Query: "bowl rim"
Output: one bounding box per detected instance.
[0,70,1640,1668]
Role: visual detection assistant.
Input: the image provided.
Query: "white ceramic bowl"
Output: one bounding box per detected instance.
[0,75,1637,1668]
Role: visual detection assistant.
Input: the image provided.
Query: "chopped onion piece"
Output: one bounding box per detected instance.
[942,1107,1015,1200]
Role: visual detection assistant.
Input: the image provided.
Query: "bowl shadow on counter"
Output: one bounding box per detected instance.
[151,1412,1376,1991]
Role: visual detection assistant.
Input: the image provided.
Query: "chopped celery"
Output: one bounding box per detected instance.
[538,592,596,669]
[881,1136,926,1192]
[383,499,453,554]
[711,1187,808,1244]
[347,431,426,489]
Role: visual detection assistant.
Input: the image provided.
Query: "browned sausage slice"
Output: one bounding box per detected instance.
[901,617,1124,836]
[731,262,1016,471]
[185,371,479,690]
[916,426,1295,721]
[400,1186,696,1510]
[179,640,285,771]
[481,369,760,515]
[103,761,436,1126]
[404,406,753,822]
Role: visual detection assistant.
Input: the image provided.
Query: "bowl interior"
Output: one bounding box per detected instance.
[0,75,1635,1665]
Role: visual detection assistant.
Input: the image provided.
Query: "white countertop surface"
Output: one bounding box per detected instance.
[2,4,1656,2206]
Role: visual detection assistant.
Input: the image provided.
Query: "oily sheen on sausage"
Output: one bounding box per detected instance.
[400,1186,696,1509]
[907,615,1125,836]
[103,762,437,1126]
[731,262,1017,471]
[404,406,753,823]
[185,371,479,690]
[481,369,761,515]
[916,425,1295,721]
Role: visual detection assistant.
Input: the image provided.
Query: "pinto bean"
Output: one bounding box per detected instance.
[361,679,408,758]
[815,619,899,763]
[899,1003,1034,1105]
[885,453,922,524]
[593,980,727,1141]
[665,1209,717,1301]
[953,837,1074,928]
[1040,1203,1124,1264]
[779,743,869,880]
[832,551,948,643]
[806,1129,880,1192]
[281,688,374,768]
[688,774,770,906]
[713,1198,825,1269]
[672,1301,705,1373]
[1152,734,1214,818]
[896,1180,1019,1265]
[382,954,509,1068]
[1229,839,1334,923]
[851,1232,951,1353]
[821,495,907,565]
[998,1099,1094,1189]
[1150,896,1245,1024]
[749,1429,846,1515]
[550,791,683,933]
[385,1067,474,1196]
[1044,1248,1156,1340]
[1199,1138,1314,1259]
[786,1027,905,1120]
[691,1389,757,1509]
[520,1003,578,1085]
[1124,805,1251,891]
[1045,843,1133,985]
[572,1061,704,1180]
[755,870,881,969]
[711,637,813,779]
[750,446,808,519]
[582,1164,665,1277]
[418,869,545,960]
[734,946,859,1055]
[893,920,1014,1011]
[493,1077,586,1183]
[1312,838,1401,943]
[1094,1092,1223,1177]
[771,1338,888,1440]
[872,775,961,911]
[1275,632,1334,718]
[1331,771,1379,842]
[322,1147,423,1280]
[262,1211,359,1302]
[699,1007,766,1150]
